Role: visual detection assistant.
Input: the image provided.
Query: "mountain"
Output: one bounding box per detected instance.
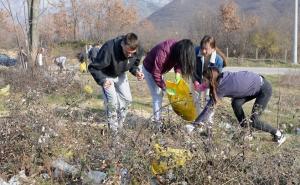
[125,0,172,18]
[147,0,295,33]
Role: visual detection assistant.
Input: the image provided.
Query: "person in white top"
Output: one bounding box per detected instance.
[36,47,44,67]
[54,56,67,72]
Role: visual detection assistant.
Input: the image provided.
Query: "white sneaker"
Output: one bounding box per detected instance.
[244,134,254,141]
[185,124,195,134]
[274,134,286,146]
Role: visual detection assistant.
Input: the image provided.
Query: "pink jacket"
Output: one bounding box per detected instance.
[143,39,182,89]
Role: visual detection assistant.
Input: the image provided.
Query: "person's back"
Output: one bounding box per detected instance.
[143,39,178,75]
[217,71,262,99]
[55,56,66,64]
[89,36,143,82]
[54,56,67,72]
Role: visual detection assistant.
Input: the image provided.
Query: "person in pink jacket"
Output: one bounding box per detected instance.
[142,39,196,124]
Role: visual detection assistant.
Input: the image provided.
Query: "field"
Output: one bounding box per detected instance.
[0,61,299,184]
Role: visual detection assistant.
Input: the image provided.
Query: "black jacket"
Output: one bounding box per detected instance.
[88,47,100,63]
[88,36,144,86]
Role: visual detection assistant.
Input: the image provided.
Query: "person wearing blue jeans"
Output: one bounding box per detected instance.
[142,39,196,123]
[142,65,164,122]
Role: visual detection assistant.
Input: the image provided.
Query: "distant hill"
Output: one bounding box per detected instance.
[125,0,172,18]
[147,0,295,33]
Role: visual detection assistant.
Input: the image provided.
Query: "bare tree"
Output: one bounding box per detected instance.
[27,0,40,65]
[70,0,78,40]
[0,0,22,48]
[218,0,258,57]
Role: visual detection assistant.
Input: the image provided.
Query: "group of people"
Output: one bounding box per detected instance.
[88,32,286,145]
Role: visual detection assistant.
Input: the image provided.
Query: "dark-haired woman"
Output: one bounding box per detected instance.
[186,67,286,145]
[142,39,196,123]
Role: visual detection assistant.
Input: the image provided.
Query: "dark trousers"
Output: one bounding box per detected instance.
[231,78,277,135]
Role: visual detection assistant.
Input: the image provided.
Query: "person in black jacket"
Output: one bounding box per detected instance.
[88,43,101,63]
[88,33,144,132]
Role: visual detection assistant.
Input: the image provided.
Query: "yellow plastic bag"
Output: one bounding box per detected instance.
[79,62,87,73]
[0,84,10,97]
[165,79,197,121]
[151,144,192,175]
[83,85,93,94]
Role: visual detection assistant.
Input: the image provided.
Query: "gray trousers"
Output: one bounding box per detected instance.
[102,73,132,131]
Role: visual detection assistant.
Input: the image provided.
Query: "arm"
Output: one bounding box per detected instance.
[129,47,144,76]
[173,63,182,74]
[151,49,168,89]
[193,99,215,125]
[88,44,111,86]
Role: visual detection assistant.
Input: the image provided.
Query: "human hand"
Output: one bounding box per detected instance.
[160,88,166,97]
[199,82,208,91]
[194,81,208,92]
[175,73,182,84]
[193,81,201,91]
[136,71,144,81]
[103,80,112,89]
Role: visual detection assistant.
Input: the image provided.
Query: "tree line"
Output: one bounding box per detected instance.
[0,0,295,65]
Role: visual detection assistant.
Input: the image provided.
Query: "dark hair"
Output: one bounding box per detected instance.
[123,32,139,50]
[203,67,220,104]
[200,35,227,67]
[170,39,196,79]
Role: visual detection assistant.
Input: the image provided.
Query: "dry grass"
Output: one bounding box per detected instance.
[0,66,299,184]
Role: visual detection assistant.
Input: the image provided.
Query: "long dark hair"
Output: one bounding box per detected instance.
[170,39,196,79]
[203,67,220,104]
[200,35,227,67]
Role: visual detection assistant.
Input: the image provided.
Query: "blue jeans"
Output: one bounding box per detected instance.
[142,65,163,122]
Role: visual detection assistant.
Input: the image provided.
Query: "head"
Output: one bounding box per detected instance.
[39,47,44,53]
[203,67,220,104]
[200,35,227,67]
[200,35,216,57]
[171,39,196,79]
[121,32,139,58]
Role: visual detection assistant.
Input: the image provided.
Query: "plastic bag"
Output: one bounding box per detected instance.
[151,144,192,175]
[79,62,87,73]
[165,79,197,121]
[83,85,93,94]
[0,84,10,97]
